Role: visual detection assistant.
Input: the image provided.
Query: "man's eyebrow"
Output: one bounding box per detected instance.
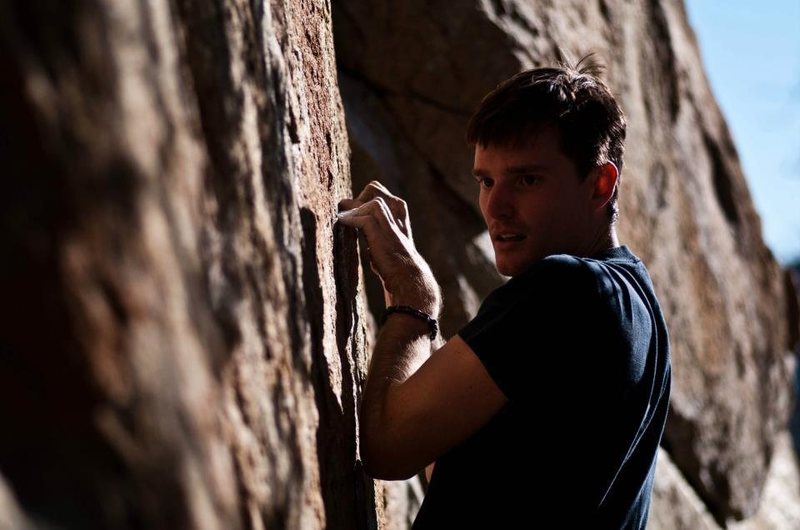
[504,164,553,174]
[472,164,552,177]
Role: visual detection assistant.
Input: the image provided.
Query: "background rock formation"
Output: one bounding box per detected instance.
[0,0,797,529]
[333,0,800,526]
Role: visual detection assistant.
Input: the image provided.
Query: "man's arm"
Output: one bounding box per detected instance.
[422,334,444,484]
[339,182,507,480]
[359,328,506,480]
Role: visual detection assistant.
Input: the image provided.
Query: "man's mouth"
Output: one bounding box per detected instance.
[494,233,526,242]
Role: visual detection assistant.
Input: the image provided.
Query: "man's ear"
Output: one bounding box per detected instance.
[591,162,619,209]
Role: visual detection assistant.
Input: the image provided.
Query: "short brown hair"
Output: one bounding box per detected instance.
[467,54,626,221]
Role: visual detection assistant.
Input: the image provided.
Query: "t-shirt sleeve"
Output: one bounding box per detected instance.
[457,255,602,402]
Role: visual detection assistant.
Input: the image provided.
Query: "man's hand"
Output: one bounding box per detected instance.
[338,181,441,316]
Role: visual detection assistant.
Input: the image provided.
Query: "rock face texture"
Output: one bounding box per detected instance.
[0,0,797,529]
[0,0,391,528]
[333,0,800,525]
[651,433,800,530]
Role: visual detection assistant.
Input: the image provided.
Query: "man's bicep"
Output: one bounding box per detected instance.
[385,335,508,474]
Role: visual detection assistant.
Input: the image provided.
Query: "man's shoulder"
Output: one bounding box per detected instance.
[534,247,648,287]
[499,254,603,309]
[514,248,652,307]
[516,253,588,280]
[513,253,603,290]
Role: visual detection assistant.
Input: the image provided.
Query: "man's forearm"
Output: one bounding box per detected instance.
[359,312,440,479]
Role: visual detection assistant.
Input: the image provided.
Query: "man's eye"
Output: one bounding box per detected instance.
[520,175,540,186]
[477,177,493,188]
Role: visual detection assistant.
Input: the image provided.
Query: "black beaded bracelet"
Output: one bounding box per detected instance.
[380,305,439,340]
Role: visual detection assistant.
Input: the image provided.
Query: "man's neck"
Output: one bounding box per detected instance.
[582,225,619,258]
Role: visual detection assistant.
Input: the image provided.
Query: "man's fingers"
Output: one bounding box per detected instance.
[355,182,405,217]
[354,180,391,204]
[337,210,383,257]
[338,198,362,211]
[371,197,396,228]
[339,199,395,236]
[337,209,367,228]
[336,196,415,285]
[351,181,411,237]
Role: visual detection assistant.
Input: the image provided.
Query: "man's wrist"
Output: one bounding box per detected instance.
[388,273,440,316]
[381,305,439,340]
[383,258,441,316]
[389,290,441,319]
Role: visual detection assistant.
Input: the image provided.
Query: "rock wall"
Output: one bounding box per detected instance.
[333,0,800,526]
[0,0,394,528]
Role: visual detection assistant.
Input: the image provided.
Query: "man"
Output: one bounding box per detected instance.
[337,56,671,529]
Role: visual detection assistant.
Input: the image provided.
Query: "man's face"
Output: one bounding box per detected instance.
[473,128,597,277]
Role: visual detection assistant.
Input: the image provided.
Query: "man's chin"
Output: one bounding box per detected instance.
[496,254,542,277]
[495,260,520,278]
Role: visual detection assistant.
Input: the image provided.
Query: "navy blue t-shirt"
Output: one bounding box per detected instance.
[412,246,671,529]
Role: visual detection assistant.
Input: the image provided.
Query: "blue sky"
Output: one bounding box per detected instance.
[684,0,800,264]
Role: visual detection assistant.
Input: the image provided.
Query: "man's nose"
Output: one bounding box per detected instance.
[485,184,515,219]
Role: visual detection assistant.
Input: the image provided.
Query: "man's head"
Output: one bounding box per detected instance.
[467,55,627,276]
